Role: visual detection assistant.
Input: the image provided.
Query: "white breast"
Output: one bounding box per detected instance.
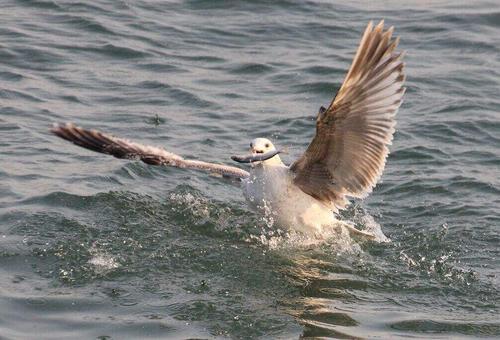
[242,164,335,234]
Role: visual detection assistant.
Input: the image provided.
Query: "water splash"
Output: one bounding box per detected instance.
[87,242,120,274]
[248,200,389,253]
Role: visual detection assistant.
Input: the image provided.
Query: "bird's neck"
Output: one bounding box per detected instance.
[261,155,284,167]
[249,156,286,175]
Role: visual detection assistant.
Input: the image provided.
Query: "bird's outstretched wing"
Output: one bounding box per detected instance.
[51,123,250,179]
[290,20,406,211]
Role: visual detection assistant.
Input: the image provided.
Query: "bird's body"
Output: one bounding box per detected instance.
[50,21,405,240]
[238,139,334,234]
[243,162,334,234]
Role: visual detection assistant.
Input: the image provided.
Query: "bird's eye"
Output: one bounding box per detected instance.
[265,143,270,148]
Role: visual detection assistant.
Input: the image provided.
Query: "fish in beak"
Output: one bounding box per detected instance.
[231,149,281,163]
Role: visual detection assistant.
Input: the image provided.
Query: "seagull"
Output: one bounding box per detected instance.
[51,21,405,239]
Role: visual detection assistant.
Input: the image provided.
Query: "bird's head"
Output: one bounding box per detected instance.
[231,137,283,166]
[250,137,276,154]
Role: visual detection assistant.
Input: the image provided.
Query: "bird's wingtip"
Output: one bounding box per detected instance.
[51,122,74,132]
[50,122,61,133]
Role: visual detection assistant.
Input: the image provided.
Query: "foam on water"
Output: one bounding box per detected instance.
[251,225,363,256]
[87,243,120,274]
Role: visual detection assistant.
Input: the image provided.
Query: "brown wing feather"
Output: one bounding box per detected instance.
[51,123,249,179]
[290,20,406,211]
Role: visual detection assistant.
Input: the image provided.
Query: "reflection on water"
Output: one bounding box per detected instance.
[279,246,496,339]
[281,255,367,338]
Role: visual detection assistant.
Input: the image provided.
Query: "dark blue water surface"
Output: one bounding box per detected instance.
[1,0,499,338]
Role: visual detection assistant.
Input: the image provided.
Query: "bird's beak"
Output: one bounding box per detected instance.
[231,149,281,163]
